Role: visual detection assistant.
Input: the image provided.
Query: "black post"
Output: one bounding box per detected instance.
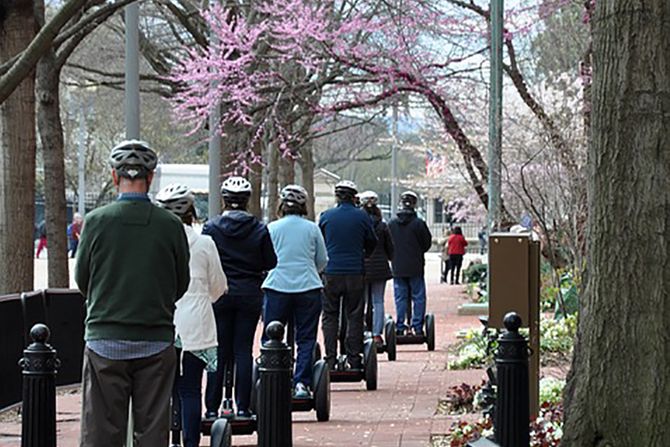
[258,321,292,447]
[19,324,59,447]
[494,312,529,447]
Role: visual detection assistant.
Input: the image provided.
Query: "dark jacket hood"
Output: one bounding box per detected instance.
[217,210,258,238]
[396,209,416,225]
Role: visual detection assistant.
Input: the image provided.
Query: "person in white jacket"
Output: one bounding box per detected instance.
[155,184,227,447]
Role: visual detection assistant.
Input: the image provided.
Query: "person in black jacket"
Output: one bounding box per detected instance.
[203,176,277,418]
[388,191,432,336]
[359,191,394,346]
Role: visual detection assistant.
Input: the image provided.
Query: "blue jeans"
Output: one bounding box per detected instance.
[263,289,322,387]
[367,281,387,336]
[176,351,206,447]
[205,294,262,414]
[393,276,427,332]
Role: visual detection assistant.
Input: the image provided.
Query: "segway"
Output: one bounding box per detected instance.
[395,296,436,351]
[329,300,378,390]
[286,321,331,421]
[169,363,234,447]
[363,286,397,361]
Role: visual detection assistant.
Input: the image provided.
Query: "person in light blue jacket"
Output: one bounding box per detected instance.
[262,184,328,399]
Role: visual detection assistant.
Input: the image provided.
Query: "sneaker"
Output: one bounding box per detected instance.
[413,328,425,337]
[236,409,252,419]
[204,411,218,420]
[346,356,363,370]
[396,327,407,336]
[294,382,310,399]
[373,335,384,348]
[326,357,337,371]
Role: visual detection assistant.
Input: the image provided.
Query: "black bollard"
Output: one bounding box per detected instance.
[494,312,529,447]
[258,321,292,447]
[19,324,60,447]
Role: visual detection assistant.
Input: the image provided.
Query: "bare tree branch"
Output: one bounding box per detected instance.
[0,0,89,103]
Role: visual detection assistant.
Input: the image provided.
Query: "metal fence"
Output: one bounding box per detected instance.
[0,289,85,411]
[428,222,484,253]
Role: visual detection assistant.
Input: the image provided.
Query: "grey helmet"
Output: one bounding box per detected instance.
[334,180,358,201]
[280,184,308,206]
[400,190,418,209]
[358,190,378,208]
[109,140,158,179]
[221,176,252,208]
[155,183,194,216]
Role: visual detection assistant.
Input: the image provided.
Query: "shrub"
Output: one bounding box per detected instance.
[462,263,487,284]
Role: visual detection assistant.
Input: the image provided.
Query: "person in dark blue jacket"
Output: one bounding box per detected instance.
[203,176,277,418]
[388,191,432,336]
[319,180,377,370]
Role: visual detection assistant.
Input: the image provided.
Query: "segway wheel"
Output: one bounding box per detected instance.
[249,361,259,414]
[210,418,232,447]
[425,313,436,352]
[384,319,397,361]
[313,359,331,422]
[363,339,378,391]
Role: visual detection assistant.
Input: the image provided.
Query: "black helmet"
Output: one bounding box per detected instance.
[400,191,418,209]
[334,180,358,201]
[221,176,252,209]
[109,140,157,179]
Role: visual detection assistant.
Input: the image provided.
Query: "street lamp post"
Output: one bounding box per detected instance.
[391,102,399,218]
[487,0,504,233]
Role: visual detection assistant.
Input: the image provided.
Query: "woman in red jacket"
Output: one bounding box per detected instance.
[446,226,468,285]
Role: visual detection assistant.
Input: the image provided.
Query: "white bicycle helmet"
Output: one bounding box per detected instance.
[400,190,418,209]
[358,190,378,207]
[155,183,194,216]
[335,180,358,202]
[109,140,157,179]
[280,184,308,206]
[221,176,252,207]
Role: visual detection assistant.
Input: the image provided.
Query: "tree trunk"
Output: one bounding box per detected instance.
[562,2,670,445]
[0,0,37,294]
[298,143,315,221]
[266,143,279,222]
[278,155,294,188]
[36,6,69,288]
[247,136,262,220]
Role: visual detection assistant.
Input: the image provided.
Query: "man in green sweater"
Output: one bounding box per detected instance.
[75,140,190,447]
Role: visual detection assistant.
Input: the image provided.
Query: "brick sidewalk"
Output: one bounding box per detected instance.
[1,255,487,447]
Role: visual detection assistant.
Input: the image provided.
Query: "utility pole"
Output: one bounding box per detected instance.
[77,101,86,216]
[124,4,140,445]
[391,102,399,218]
[208,4,221,219]
[125,3,140,140]
[487,0,504,233]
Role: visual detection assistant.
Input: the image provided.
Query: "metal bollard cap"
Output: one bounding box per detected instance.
[31,323,50,344]
[265,321,285,342]
[503,312,522,333]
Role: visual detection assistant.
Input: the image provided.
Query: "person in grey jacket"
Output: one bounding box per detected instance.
[359,191,394,346]
[388,191,432,336]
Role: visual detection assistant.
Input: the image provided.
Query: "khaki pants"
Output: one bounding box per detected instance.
[79,346,176,447]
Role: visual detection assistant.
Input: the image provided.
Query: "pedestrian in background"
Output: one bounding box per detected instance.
[359,190,394,347]
[67,213,83,258]
[35,220,47,258]
[446,226,468,285]
[75,140,191,447]
[388,191,432,336]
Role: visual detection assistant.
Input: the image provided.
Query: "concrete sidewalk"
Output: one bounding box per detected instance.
[2,254,487,446]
